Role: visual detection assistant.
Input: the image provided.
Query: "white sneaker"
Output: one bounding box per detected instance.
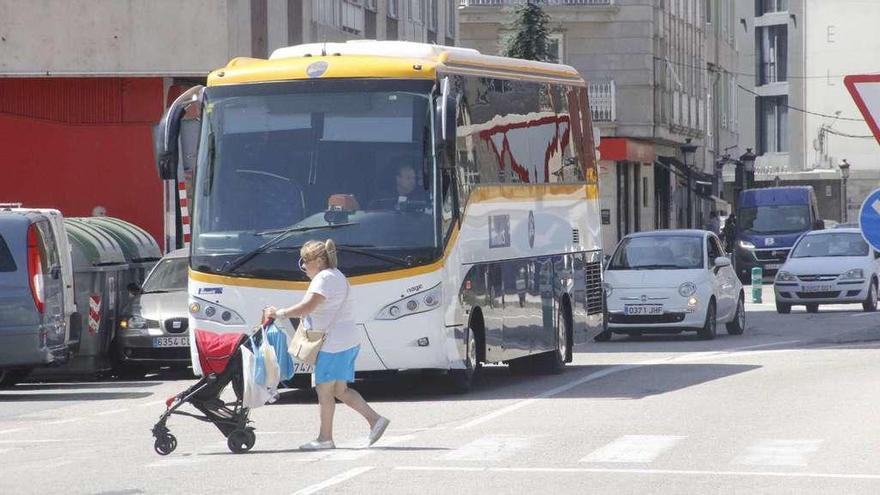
[299,439,335,451]
[368,417,390,446]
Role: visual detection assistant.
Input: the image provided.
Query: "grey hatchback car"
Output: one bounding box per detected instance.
[114,248,190,377]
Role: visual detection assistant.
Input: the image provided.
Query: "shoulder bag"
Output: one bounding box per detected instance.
[288,283,349,366]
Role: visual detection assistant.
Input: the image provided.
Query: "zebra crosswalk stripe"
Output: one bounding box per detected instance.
[580,435,686,463]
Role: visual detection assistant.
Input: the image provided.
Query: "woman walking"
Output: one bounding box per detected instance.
[267,239,389,450]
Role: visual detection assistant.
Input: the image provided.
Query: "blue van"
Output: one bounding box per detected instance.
[0,209,72,386]
[733,186,823,283]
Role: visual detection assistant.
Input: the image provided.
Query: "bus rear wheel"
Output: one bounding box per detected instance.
[539,303,571,374]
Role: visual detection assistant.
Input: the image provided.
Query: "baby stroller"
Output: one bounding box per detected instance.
[151,327,263,455]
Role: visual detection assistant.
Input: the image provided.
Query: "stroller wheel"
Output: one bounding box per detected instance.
[227,429,255,454]
[154,433,177,456]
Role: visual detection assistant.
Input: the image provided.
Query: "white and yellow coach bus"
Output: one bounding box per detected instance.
[154,41,605,391]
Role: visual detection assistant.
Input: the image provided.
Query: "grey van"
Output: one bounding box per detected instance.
[0,209,70,386]
[114,248,189,377]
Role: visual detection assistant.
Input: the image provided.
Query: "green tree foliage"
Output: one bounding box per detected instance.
[502,1,554,62]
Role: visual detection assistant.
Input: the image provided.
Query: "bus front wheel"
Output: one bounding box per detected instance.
[448,327,481,394]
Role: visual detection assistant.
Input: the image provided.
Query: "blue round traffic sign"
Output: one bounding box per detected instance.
[858,188,880,250]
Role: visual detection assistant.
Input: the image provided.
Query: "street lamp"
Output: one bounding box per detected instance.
[839,159,851,222]
[680,138,698,229]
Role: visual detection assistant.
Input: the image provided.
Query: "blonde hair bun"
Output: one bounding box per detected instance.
[300,239,338,269]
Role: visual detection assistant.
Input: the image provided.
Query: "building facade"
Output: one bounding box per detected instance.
[0,0,456,245]
[734,0,880,222]
[460,0,740,252]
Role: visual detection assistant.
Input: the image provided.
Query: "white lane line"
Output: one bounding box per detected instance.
[0,428,25,434]
[580,435,685,463]
[734,439,823,467]
[45,418,83,426]
[146,456,210,468]
[442,435,530,461]
[394,466,880,480]
[94,408,129,416]
[0,438,80,444]
[457,340,801,430]
[291,466,375,495]
[140,400,167,408]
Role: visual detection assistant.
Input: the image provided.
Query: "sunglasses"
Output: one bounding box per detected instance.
[298,257,314,272]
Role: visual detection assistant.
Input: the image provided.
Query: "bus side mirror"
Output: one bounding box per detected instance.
[153,85,204,180]
[438,77,456,143]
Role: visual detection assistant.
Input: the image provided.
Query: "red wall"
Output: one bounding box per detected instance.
[0,78,165,243]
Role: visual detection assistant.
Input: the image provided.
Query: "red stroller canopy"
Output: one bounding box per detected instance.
[195,329,244,375]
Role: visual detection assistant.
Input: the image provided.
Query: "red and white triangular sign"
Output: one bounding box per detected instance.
[844,74,880,147]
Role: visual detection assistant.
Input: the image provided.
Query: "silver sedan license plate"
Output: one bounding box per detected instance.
[801,284,832,293]
[153,336,189,348]
[624,304,663,315]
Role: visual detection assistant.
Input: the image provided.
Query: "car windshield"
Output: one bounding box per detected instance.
[191,79,439,281]
[791,233,869,258]
[142,258,188,292]
[608,236,705,270]
[739,204,810,234]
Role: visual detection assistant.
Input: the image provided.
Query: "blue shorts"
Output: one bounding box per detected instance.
[314,345,360,385]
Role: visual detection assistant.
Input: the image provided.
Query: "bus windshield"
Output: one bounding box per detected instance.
[738,205,811,235]
[191,79,439,281]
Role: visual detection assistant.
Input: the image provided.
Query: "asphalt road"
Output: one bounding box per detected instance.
[2,288,879,494]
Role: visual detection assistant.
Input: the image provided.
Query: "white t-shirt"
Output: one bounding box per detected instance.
[303,268,359,353]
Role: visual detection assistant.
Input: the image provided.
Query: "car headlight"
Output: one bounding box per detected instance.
[376,283,442,320]
[840,268,865,280]
[189,296,245,325]
[603,282,613,297]
[776,270,797,282]
[678,282,697,297]
[738,240,756,250]
[120,314,159,331]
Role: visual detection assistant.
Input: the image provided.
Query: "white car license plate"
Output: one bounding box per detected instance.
[624,304,663,315]
[293,362,313,374]
[801,284,833,293]
[153,336,189,348]
[764,263,780,270]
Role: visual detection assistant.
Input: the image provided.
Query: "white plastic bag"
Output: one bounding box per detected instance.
[241,345,274,409]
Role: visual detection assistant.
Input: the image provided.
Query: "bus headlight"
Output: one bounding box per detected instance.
[739,240,756,250]
[376,283,442,320]
[189,296,245,325]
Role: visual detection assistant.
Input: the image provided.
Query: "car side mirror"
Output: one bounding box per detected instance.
[714,256,732,268]
[127,282,142,296]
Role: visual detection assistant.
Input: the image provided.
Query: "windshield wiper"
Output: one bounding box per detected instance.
[222,223,358,274]
[335,245,413,268]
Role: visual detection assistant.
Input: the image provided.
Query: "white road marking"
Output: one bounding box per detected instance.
[146,456,210,468]
[45,418,83,425]
[457,340,803,430]
[140,400,167,408]
[291,466,375,495]
[580,435,685,463]
[0,438,80,444]
[442,435,530,461]
[734,439,823,467]
[395,466,880,480]
[0,428,25,434]
[94,408,129,416]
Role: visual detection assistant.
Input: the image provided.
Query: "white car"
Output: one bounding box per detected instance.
[597,230,745,341]
[773,228,880,313]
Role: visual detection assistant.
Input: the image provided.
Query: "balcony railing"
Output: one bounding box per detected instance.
[588,81,615,122]
[460,0,614,6]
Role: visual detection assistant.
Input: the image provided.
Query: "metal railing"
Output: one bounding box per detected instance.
[460,0,613,6]
[588,81,615,122]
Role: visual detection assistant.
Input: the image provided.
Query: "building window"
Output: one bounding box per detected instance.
[388,0,399,19]
[548,33,563,63]
[341,0,365,35]
[758,95,789,153]
[409,0,422,23]
[427,0,438,32]
[758,25,787,84]
[757,0,788,16]
[447,0,456,37]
